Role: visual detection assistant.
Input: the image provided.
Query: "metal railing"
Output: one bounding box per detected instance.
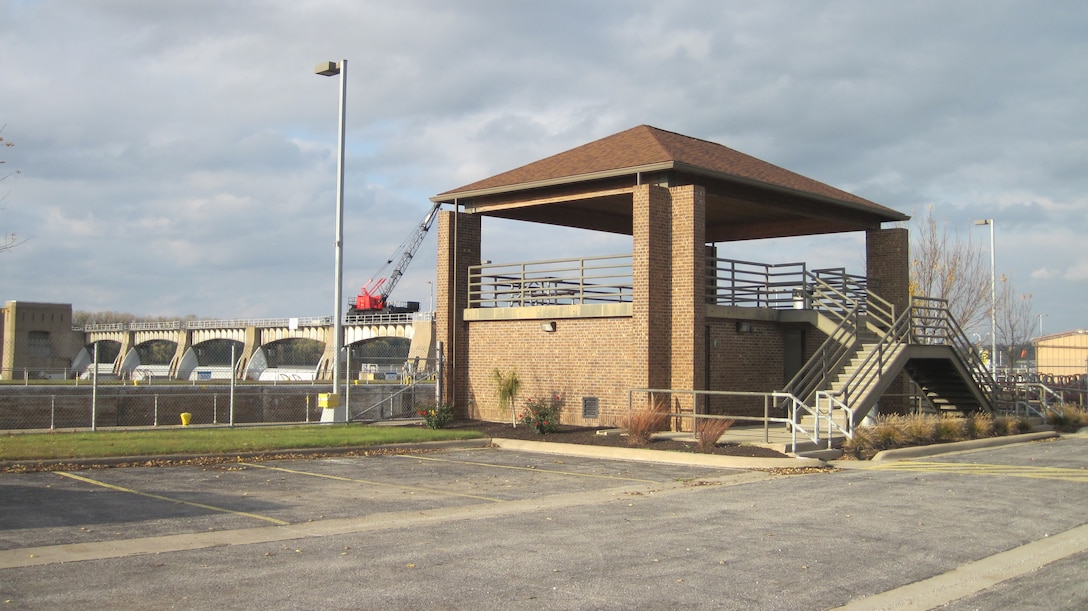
[469,254,633,308]
[627,388,844,450]
[908,296,1002,410]
[75,312,433,333]
[706,258,867,309]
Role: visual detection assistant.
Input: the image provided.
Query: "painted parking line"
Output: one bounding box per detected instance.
[397,453,662,484]
[241,462,506,502]
[55,471,290,525]
[866,461,1088,483]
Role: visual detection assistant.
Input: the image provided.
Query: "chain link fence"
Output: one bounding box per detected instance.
[0,381,438,431]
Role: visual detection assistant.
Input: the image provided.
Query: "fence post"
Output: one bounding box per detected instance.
[51,396,56,430]
[154,395,158,427]
[229,344,236,427]
[91,343,98,432]
[435,342,444,408]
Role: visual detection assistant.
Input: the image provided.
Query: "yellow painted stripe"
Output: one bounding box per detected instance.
[56,471,290,525]
[399,453,661,484]
[870,461,1088,483]
[241,462,505,502]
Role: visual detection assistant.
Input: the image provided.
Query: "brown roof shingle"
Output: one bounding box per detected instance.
[437,125,900,217]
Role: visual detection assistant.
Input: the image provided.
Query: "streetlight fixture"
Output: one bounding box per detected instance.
[317,59,347,423]
[974,219,996,375]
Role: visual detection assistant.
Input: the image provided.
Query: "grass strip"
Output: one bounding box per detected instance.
[0,425,485,461]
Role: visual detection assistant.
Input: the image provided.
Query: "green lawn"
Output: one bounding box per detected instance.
[0,425,485,461]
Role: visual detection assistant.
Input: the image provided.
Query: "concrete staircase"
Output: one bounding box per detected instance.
[782,284,996,432]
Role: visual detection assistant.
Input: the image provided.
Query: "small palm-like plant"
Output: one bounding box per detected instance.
[491,369,521,426]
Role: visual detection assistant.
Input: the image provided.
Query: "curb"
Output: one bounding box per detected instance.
[490,438,828,469]
[868,431,1060,462]
[0,438,493,471]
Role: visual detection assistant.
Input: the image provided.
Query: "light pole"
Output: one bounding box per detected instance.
[974,219,996,375]
[1036,313,1046,337]
[317,59,347,422]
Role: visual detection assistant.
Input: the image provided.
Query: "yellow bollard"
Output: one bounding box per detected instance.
[180,412,192,426]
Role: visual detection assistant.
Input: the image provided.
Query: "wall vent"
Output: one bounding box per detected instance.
[582,397,599,419]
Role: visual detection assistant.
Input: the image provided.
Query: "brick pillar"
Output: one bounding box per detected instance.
[866,227,910,317]
[867,227,911,413]
[436,210,481,414]
[632,185,672,396]
[631,184,707,429]
[669,184,706,396]
[669,185,707,429]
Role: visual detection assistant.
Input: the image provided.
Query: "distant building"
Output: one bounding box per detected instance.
[1033,330,1088,378]
[1,301,85,380]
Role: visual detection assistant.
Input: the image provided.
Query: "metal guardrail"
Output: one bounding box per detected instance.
[76,312,431,333]
[469,254,633,308]
[627,387,842,450]
[706,258,867,309]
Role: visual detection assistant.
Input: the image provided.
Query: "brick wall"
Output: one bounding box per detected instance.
[464,316,637,427]
[706,317,786,416]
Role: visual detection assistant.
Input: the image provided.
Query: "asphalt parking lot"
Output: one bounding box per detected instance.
[1,436,1086,609]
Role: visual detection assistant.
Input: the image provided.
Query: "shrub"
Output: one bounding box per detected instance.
[902,413,938,445]
[1048,406,1087,432]
[843,426,874,459]
[993,415,1015,436]
[870,417,906,449]
[623,404,669,446]
[935,416,967,442]
[968,412,995,439]
[518,395,562,434]
[696,417,735,452]
[418,403,454,429]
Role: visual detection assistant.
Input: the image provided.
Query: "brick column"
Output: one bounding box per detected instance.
[436,210,481,413]
[866,227,910,316]
[631,184,707,429]
[867,227,911,413]
[669,184,707,402]
[632,185,672,395]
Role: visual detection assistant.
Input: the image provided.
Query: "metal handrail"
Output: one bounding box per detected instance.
[627,387,840,450]
[77,312,430,333]
[1012,382,1065,419]
[469,254,633,308]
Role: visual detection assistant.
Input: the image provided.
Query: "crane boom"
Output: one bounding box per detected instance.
[350,202,442,314]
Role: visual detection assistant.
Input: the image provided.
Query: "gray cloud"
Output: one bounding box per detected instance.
[1,0,1085,332]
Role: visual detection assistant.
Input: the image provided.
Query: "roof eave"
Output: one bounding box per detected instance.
[672,161,910,223]
[430,162,675,203]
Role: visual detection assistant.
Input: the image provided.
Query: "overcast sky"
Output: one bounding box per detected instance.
[1,1,1085,338]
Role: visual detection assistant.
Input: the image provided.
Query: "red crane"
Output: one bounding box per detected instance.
[349,202,441,314]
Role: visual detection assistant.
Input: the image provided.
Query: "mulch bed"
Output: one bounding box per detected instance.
[446,419,789,458]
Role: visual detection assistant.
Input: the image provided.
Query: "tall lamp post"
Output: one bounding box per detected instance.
[317,59,347,422]
[974,219,996,375]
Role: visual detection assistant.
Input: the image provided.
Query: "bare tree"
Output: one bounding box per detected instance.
[909,207,990,334]
[1,125,24,253]
[996,273,1035,370]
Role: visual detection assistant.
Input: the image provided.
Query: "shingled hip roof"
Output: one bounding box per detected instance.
[434,124,906,221]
